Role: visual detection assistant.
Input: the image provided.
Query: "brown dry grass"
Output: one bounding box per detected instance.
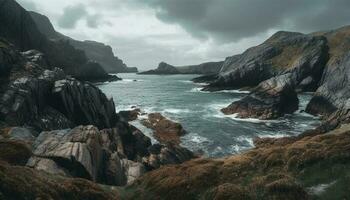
[124,124,350,200]
[0,162,120,200]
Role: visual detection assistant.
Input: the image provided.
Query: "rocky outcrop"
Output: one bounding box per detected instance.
[0,43,118,131]
[140,61,223,75]
[51,78,117,129]
[25,124,193,186]
[118,109,141,122]
[0,0,118,82]
[125,124,350,200]
[222,74,299,119]
[29,11,136,73]
[141,113,186,144]
[205,31,328,91]
[139,62,180,75]
[212,31,328,119]
[306,26,350,118]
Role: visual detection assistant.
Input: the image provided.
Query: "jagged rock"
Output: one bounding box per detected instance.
[141,113,186,144]
[205,31,328,91]
[222,74,299,119]
[118,108,141,121]
[0,67,72,130]
[21,50,49,68]
[306,26,350,118]
[0,0,117,82]
[143,143,195,170]
[51,78,117,129]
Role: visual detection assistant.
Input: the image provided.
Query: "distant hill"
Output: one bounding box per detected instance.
[139,61,223,75]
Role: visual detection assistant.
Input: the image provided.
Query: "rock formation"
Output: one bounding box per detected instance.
[139,62,180,75]
[306,26,350,118]
[141,113,187,144]
[140,61,223,75]
[205,32,328,92]
[0,0,119,82]
[210,31,328,119]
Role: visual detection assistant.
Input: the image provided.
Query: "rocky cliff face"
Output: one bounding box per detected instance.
[205,31,328,91]
[0,0,117,82]
[306,26,350,118]
[213,31,328,119]
[29,11,137,73]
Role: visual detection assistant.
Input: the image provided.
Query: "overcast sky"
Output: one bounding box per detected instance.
[17,0,350,70]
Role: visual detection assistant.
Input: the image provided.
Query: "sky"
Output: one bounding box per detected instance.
[17,0,350,70]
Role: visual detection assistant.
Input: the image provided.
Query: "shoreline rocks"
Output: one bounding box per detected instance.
[222,74,299,119]
[141,113,186,144]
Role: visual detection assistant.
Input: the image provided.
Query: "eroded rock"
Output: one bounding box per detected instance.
[141,113,186,144]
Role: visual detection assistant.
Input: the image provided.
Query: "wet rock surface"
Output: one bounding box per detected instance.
[222,74,299,119]
[141,113,187,144]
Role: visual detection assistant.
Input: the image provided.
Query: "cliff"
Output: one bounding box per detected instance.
[0,0,118,82]
[29,11,137,73]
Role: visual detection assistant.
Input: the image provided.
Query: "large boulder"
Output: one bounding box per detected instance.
[141,113,186,144]
[222,74,299,119]
[205,31,328,91]
[28,126,104,181]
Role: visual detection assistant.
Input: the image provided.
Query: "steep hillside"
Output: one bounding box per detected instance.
[29,11,137,73]
[0,0,116,82]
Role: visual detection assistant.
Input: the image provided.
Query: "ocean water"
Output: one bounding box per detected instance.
[98,73,320,158]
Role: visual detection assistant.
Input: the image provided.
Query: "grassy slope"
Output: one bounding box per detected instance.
[122,124,350,200]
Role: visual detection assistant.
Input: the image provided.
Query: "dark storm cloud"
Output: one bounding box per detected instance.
[139,0,350,42]
[58,4,88,29]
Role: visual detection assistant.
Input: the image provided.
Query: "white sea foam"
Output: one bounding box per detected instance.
[307,181,337,195]
[182,133,210,144]
[163,108,191,114]
[188,87,207,93]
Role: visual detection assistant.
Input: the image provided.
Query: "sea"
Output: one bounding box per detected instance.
[98,73,320,158]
